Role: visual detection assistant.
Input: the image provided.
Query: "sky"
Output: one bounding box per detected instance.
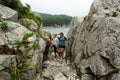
[20,0,94,17]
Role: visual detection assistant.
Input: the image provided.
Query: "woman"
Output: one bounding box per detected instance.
[52,34,59,57]
[58,32,66,58]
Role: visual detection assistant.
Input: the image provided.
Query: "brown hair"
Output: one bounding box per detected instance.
[59,32,64,35]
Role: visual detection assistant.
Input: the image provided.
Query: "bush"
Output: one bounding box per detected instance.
[1,0,42,26]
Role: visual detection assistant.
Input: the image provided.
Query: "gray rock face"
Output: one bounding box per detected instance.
[0,55,16,70]
[66,0,120,80]
[109,73,120,80]
[0,2,47,80]
[0,16,45,80]
[22,18,39,32]
[0,55,16,80]
[54,72,67,80]
[0,20,46,80]
[66,16,84,61]
[0,20,30,45]
[41,59,78,80]
[0,4,18,22]
[0,72,12,80]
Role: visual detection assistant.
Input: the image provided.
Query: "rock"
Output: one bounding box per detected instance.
[0,71,12,80]
[41,59,78,80]
[89,0,120,17]
[0,55,16,70]
[0,2,47,80]
[22,18,39,32]
[66,16,84,61]
[0,55,16,80]
[81,74,94,80]
[0,20,46,79]
[66,0,120,79]
[54,72,67,80]
[89,54,114,76]
[0,20,30,45]
[108,73,120,80]
[0,4,18,22]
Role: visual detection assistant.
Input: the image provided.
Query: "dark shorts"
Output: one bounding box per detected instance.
[59,45,65,48]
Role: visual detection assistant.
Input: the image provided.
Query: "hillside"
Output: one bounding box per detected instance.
[39,13,72,27]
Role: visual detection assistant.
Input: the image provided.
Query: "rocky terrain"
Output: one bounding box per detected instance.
[0,1,77,80]
[66,0,120,80]
[0,3,46,80]
[1,0,120,80]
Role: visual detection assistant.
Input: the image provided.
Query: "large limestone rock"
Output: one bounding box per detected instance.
[0,20,46,79]
[41,59,78,80]
[66,16,84,61]
[0,20,30,45]
[0,55,16,70]
[0,4,18,22]
[66,0,120,80]
[0,55,16,80]
[22,18,39,32]
[54,72,67,80]
[0,1,46,80]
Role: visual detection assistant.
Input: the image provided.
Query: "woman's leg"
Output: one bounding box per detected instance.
[59,48,65,58]
[61,48,65,58]
[53,45,57,57]
[59,48,62,57]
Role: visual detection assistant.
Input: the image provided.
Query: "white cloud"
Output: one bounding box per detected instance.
[20,0,94,16]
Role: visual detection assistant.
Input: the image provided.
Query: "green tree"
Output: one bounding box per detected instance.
[39,13,72,26]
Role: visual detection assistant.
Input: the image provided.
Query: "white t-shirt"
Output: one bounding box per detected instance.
[52,38,59,46]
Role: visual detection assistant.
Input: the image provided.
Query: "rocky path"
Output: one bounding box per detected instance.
[40,52,79,80]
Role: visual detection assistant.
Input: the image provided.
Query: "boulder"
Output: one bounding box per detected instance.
[81,74,94,80]
[0,20,46,79]
[0,55,16,70]
[22,18,39,32]
[0,4,18,22]
[0,20,30,45]
[0,55,16,80]
[66,16,84,61]
[66,0,120,79]
[54,72,67,80]
[108,73,120,80]
[0,71,12,80]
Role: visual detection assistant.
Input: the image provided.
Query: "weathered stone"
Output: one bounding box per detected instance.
[66,16,84,61]
[0,55,16,70]
[66,0,120,80]
[22,18,39,32]
[0,20,30,45]
[0,2,46,80]
[0,55,16,80]
[20,69,36,80]
[81,74,94,80]
[54,72,67,80]
[0,71,12,80]
[0,19,45,80]
[109,73,120,80]
[89,54,114,76]
[0,4,18,22]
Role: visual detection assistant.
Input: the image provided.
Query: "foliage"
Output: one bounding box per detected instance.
[26,12,42,26]
[23,32,34,40]
[36,33,45,40]
[0,20,9,32]
[13,60,30,80]
[32,42,39,50]
[13,32,41,55]
[0,0,13,6]
[21,21,31,28]
[39,13,72,26]
[13,32,39,80]
[1,0,42,26]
